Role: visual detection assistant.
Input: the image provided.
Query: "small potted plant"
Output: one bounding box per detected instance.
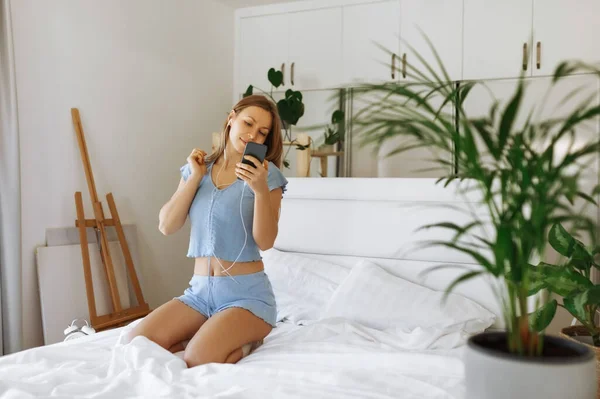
[531,222,600,394]
[352,41,600,398]
[319,110,345,152]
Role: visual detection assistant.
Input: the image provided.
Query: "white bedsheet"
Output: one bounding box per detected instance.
[0,318,467,399]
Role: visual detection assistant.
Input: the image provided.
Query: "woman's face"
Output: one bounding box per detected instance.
[227,106,272,154]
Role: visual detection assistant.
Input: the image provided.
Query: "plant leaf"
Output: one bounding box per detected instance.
[548,223,594,272]
[530,299,558,332]
[562,286,600,323]
[470,118,498,159]
[442,271,483,302]
[267,68,283,88]
[527,266,547,295]
[495,224,513,279]
[497,81,523,154]
[425,240,499,276]
[548,223,576,257]
[553,61,579,82]
[563,294,587,322]
[537,265,593,297]
[574,285,600,310]
[332,110,345,124]
[576,191,598,206]
[457,81,476,108]
[277,91,305,126]
[243,85,253,98]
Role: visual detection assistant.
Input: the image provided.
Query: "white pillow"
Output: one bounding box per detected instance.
[261,248,350,324]
[322,260,496,334]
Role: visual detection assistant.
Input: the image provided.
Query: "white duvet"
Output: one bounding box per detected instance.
[0,318,467,399]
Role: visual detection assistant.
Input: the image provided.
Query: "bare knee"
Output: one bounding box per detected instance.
[125,327,147,345]
[183,349,208,368]
[183,347,223,368]
[125,326,168,349]
[183,346,245,368]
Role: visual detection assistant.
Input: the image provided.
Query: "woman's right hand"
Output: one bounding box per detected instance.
[187,148,207,178]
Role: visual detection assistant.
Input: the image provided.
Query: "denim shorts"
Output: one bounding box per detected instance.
[175,270,277,328]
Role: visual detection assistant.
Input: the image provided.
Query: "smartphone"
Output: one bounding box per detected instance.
[238,142,268,180]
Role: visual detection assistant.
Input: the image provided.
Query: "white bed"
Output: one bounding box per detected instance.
[0,178,501,399]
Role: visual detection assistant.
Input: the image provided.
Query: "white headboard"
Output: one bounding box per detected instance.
[275,177,503,328]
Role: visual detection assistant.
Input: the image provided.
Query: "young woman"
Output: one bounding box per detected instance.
[127,94,288,368]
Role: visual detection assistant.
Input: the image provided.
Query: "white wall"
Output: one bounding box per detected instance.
[219,0,301,8]
[10,0,234,349]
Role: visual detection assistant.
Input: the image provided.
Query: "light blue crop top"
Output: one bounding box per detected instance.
[180,161,288,261]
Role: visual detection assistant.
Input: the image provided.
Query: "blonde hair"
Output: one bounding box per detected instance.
[207,95,283,168]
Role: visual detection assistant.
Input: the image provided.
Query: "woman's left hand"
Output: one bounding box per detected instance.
[236,156,269,195]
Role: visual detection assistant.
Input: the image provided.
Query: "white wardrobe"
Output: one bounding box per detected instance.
[233,0,600,178]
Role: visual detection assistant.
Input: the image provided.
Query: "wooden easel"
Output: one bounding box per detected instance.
[71,108,151,332]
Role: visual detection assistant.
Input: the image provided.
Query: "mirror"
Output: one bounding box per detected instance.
[234,85,455,179]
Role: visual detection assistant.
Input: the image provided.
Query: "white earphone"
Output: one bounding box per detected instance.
[63,319,96,341]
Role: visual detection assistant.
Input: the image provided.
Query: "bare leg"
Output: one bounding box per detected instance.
[168,342,186,353]
[127,299,207,351]
[182,307,272,368]
[224,347,244,364]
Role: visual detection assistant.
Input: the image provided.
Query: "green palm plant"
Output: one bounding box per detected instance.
[352,40,600,356]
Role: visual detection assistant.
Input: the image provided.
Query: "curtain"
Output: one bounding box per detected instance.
[0,0,22,355]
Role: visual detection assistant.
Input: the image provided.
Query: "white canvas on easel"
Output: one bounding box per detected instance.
[44,224,144,303]
[36,241,132,345]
